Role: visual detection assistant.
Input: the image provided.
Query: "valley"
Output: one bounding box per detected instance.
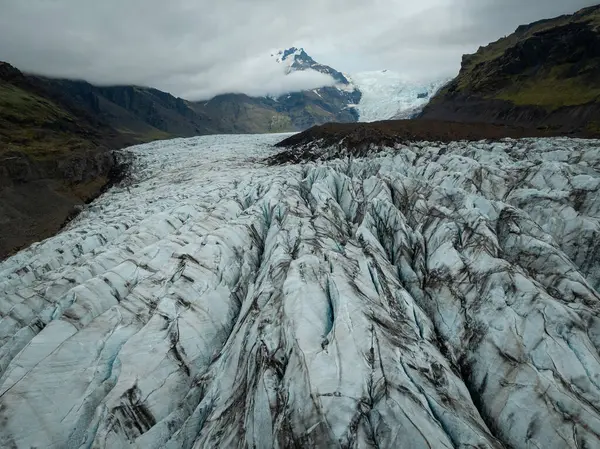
[2,3,600,448]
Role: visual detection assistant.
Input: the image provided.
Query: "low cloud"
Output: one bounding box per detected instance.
[0,0,596,100]
[161,54,338,100]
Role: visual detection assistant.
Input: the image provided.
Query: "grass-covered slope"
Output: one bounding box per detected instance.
[0,68,109,159]
[421,4,600,135]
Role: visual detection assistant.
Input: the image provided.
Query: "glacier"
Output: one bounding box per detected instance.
[271,49,449,124]
[349,71,449,122]
[1,133,600,448]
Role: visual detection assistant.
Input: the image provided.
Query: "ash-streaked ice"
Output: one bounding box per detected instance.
[1,133,600,448]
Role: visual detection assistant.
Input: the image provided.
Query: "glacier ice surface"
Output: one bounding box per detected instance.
[1,133,600,448]
[350,71,449,122]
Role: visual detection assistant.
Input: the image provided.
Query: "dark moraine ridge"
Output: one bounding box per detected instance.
[268,119,569,164]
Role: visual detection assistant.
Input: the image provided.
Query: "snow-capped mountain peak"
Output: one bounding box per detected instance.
[269,47,455,123]
[275,47,305,63]
[273,47,352,86]
[271,48,450,121]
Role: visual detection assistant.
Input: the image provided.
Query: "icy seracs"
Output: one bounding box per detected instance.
[1,133,600,448]
[349,71,449,122]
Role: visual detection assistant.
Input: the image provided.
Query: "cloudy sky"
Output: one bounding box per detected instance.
[0,0,596,100]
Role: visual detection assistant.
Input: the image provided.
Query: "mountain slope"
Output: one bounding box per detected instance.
[186,49,361,133]
[275,47,352,84]
[37,78,218,141]
[0,62,123,259]
[191,86,360,134]
[190,94,294,133]
[421,4,600,135]
[1,133,600,448]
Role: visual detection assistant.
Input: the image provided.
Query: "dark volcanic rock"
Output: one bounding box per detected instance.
[269,119,565,165]
[0,149,121,260]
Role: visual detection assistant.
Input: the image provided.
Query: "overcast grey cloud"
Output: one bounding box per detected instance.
[0,0,596,100]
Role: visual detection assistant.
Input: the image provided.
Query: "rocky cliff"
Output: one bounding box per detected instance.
[0,62,127,259]
[421,5,600,136]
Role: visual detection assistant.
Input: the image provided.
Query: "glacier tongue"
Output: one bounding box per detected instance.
[1,134,600,448]
[350,71,449,122]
